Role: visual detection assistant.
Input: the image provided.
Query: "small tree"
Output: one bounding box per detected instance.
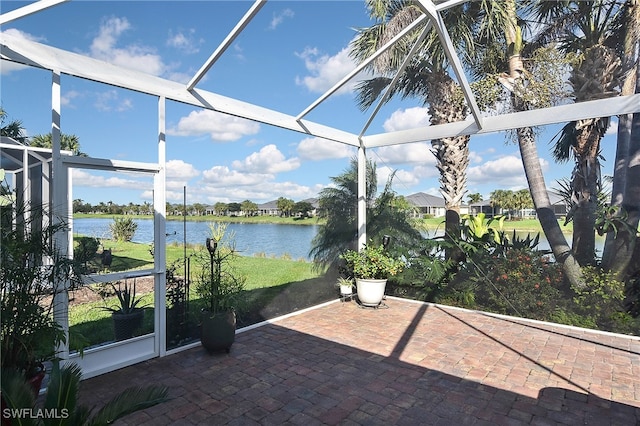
[110,217,138,242]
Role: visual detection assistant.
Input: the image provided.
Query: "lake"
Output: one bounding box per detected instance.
[73,217,602,261]
[72,218,320,260]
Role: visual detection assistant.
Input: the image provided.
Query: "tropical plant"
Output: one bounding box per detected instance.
[309,158,377,265]
[1,170,82,381]
[309,158,421,266]
[29,132,87,157]
[350,0,484,253]
[474,248,563,320]
[100,279,147,315]
[1,361,169,425]
[109,216,138,242]
[341,244,404,280]
[193,223,247,316]
[535,0,625,267]
[471,0,585,288]
[601,1,640,281]
[0,108,27,143]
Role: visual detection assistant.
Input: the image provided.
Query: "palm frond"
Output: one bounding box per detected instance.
[87,385,169,426]
[549,121,576,163]
[43,361,83,423]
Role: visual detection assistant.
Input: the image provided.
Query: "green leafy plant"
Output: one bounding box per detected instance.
[193,223,247,316]
[1,361,169,425]
[340,244,404,280]
[474,249,563,320]
[109,216,138,242]
[1,170,82,380]
[100,279,147,315]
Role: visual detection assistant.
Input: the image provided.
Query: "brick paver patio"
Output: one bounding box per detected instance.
[80,297,640,425]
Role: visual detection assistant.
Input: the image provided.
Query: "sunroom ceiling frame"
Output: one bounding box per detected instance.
[1,0,639,147]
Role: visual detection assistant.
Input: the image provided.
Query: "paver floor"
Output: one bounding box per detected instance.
[80,297,640,425]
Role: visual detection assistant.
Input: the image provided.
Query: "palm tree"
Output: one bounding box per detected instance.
[535,0,625,266]
[467,193,483,204]
[29,132,87,156]
[0,108,27,143]
[472,0,585,287]
[309,158,421,266]
[350,0,480,255]
[310,158,377,265]
[602,0,640,279]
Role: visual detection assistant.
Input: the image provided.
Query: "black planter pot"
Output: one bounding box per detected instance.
[200,310,236,353]
[112,309,144,341]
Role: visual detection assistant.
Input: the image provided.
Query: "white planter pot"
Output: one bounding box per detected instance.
[356,278,387,307]
[339,284,353,296]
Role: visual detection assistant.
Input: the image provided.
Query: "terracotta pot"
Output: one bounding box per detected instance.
[356,278,387,307]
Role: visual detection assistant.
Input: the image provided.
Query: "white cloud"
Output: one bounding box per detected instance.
[469,151,483,164]
[606,119,618,135]
[94,90,133,112]
[269,9,294,30]
[166,159,200,180]
[377,166,420,187]
[71,169,152,192]
[166,28,201,54]
[295,45,363,94]
[202,165,271,186]
[383,107,430,132]
[468,155,549,186]
[61,90,82,108]
[168,110,260,141]
[0,29,43,74]
[232,144,300,173]
[374,142,435,165]
[88,16,167,76]
[297,137,355,161]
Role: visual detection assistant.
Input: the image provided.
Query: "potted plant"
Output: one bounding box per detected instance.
[194,223,247,353]
[1,169,82,396]
[340,244,404,307]
[100,279,147,341]
[336,277,355,297]
[1,360,169,424]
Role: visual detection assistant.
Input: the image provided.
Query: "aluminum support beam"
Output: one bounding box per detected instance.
[357,145,367,250]
[0,33,359,147]
[363,94,640,148]
[187,0,266,90]
[0,0,69,25]
[417,0,483,129]
[297,14,428,123]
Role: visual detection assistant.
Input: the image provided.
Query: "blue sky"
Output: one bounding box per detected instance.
[1,1,619,207]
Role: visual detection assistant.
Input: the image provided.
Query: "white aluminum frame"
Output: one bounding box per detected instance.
[1,0,638,376]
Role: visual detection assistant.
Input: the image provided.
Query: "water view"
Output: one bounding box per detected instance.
[73,217,603,261]
[73,217,320,260]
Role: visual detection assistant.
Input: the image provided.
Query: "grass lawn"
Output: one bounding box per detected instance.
[69,240,333,350]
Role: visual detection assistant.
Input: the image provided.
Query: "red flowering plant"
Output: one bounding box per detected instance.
[474,248,563,320]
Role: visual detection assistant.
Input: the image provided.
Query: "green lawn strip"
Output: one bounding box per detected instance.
[68,293,155,351]
[73,213,323,226]
[69,254,328,348]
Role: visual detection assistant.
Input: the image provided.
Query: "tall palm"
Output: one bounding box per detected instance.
[350,0,478,255]
[309,158,421,266]
[0,108,27,143]
[535,0,624,266]
[310,158,377,265]
[29,132,86,156]
[473,0,585,287]
[602,0,640,279]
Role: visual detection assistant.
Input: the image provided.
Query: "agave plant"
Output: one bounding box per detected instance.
[1,361,169,425]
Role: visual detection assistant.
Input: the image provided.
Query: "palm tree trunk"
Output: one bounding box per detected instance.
[518,126,585,287]
[504,0,584,288]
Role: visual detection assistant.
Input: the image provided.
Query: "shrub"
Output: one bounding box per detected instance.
[569,266,638,333]
[474,248,563,320]
[109,216,137,242]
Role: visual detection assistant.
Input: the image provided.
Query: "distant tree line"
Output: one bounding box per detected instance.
[72,197,316,218]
